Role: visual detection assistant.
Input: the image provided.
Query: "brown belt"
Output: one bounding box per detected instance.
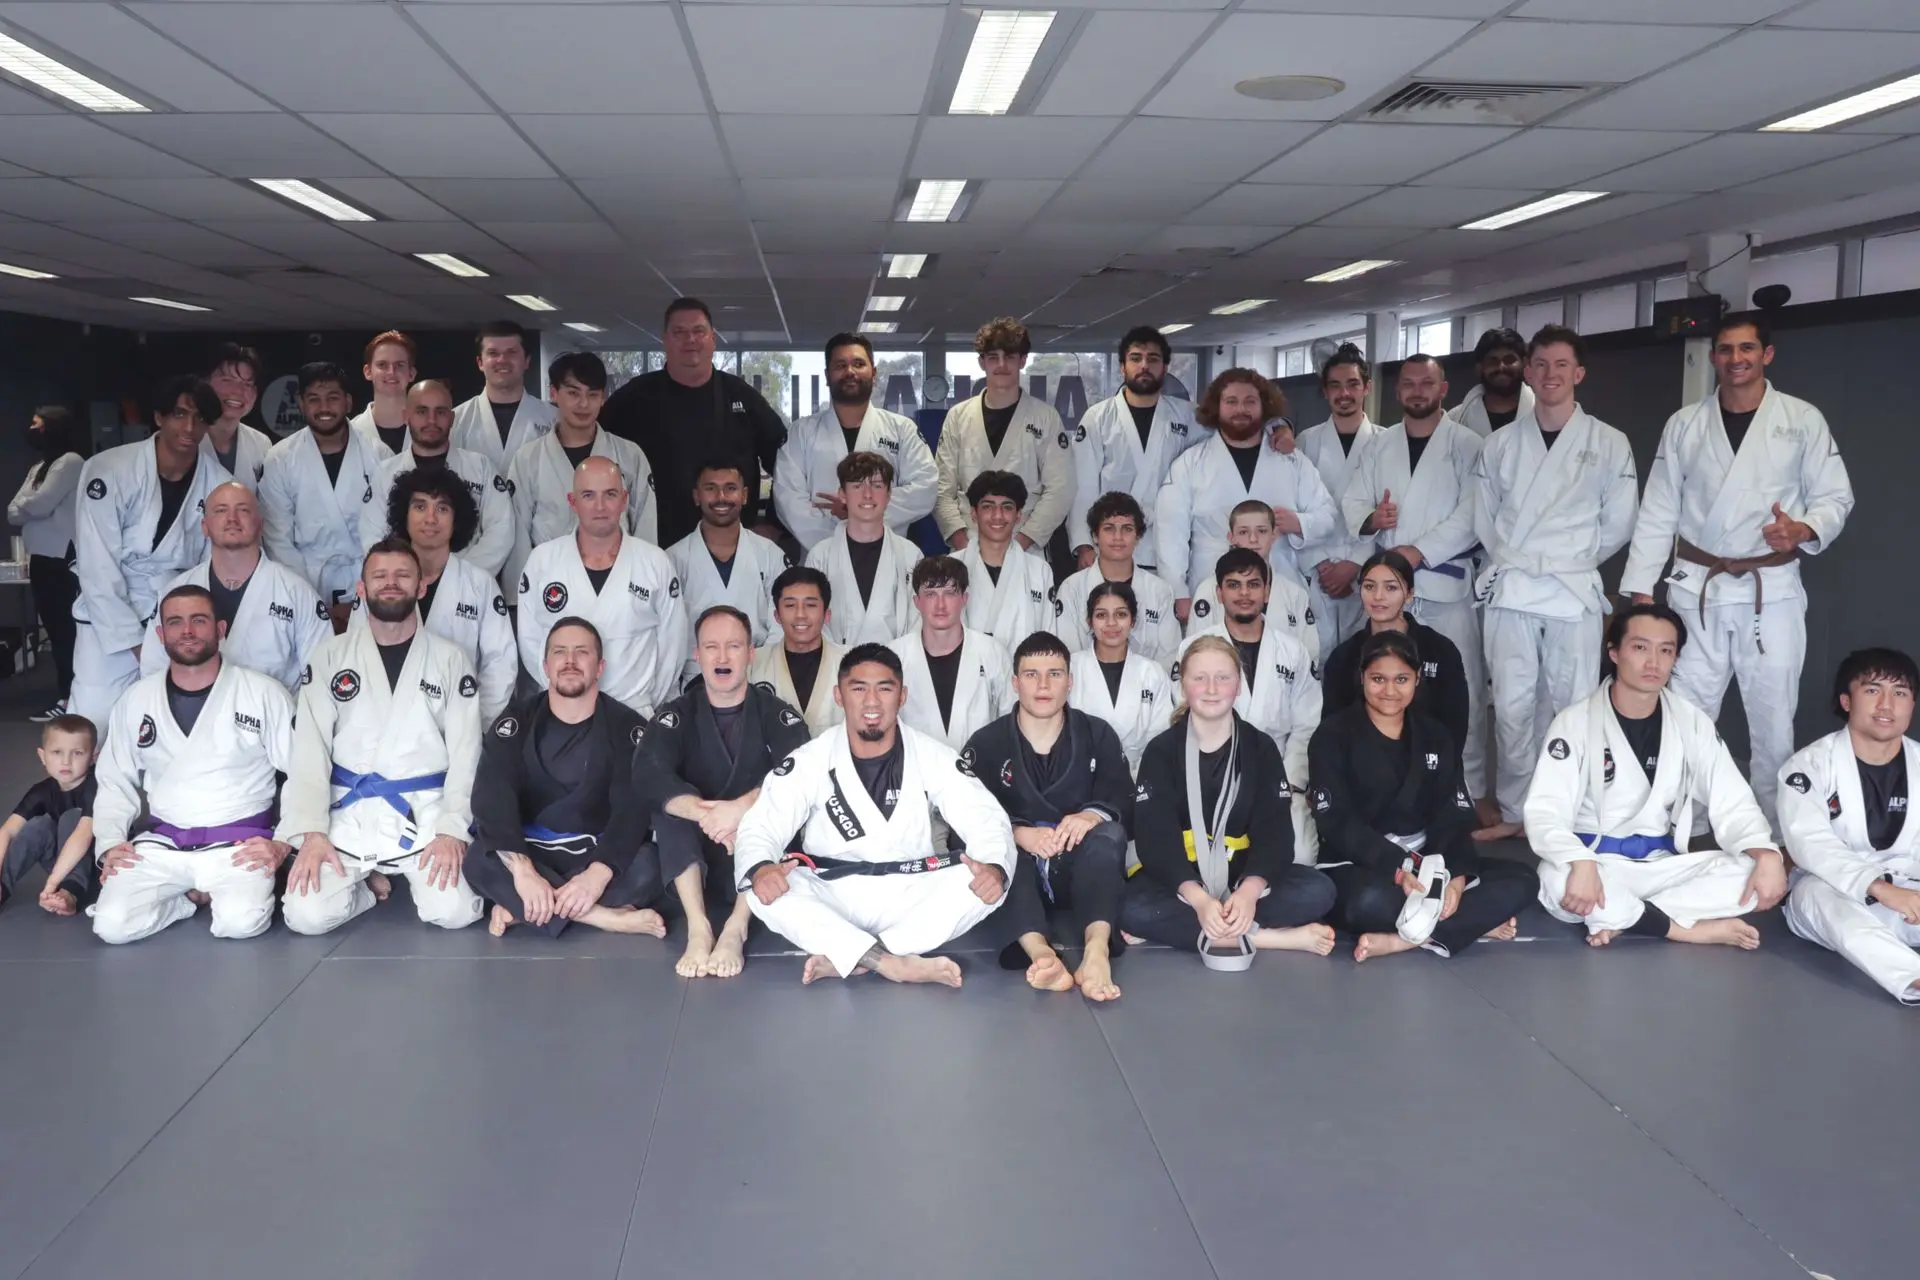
[1673,537,1800,623]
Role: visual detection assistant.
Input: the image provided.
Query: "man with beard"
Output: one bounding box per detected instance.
[143,481,330,694]
[71,376,230,726]
[1448,327,1532,439]
[202,342,272,484]
[749,565,846,736]
[467,618,669,940]
[90,585,296,944]
[348,330,417,455]
[600,298,787,547]
[667,459,788,683]
[774,331,937,554]
[259,361,393,623]
[449,320,557,473]
[1068,326,1200,573]
[732,643,1015,987]
[1157,368,1337,623]
[361,378,515,578]
[637,607,810,978]
[281,541,484,934]
[1296,344,1383,654]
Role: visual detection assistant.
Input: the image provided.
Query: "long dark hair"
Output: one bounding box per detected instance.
[29,405,83,485]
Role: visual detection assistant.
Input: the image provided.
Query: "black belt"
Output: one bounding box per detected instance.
[787,851,964,880]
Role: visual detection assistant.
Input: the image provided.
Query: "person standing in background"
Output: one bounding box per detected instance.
[11,406,86,722]
[449,320,557,474]
[1295,344,1382,654]
[348,330,418,456]
[1448,327,1533,439]
[203,343,273,484]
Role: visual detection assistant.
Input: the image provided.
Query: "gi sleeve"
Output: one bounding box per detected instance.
[887,422,939,535]
[1288,458,1339,558]
[1522,704,1597,868]
[504,447,540,593]
[1154,461,1196,593]
[291,578,333,682]
[932,405,970,542]
[772,430,822,549]
[1433,636,1470,757]
[647,570,690,713]
[1242,732,1297,884]
[467,462,515,577]
[592,720,644,877]
[476,589,517,721]
[1305,721,1407,873]
[8,453,81,522]
[1694,718,1774,856]
[276,654,341,844]
[358,469,393,556]
[1147,578,1182,658]
[433,649,483,842]
[1086,720,1134,832]
[259,679,297,778]
[733,747,817,887]
[1021,414,1077,548]
[471,712,529,856]
[745,382,789,527]
[1282,661,1322,789]
[1340,441,1382,543]
[625,450,658,547]
[89,695,145,851]
[1068,415,1108,553]
[71,456,148,653]
[256,452,303,591]
[766,699,813,760]
[633,701,698,807]
[516,565,554,691]
[927,744,1016,875]
[1793,403,1854,555]
[1132,741,1196,892]
[1778,747,1881,900]
[1621,410,1686,597]
[1595,431,1640,564]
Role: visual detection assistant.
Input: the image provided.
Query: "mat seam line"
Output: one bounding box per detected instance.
[609,977,690,1280]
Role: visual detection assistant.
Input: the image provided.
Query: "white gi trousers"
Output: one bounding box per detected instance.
[1311,588,1364,661]
[1537,849,1758,934]
[1410,595,1489,798]
[749,864,999,980]
[70,626,141,730]
[1484,606,1601,822]
[90,841,275,945]
[281,848,482,935]
[1784,872,1920,1004]
[1665,590,1805,833]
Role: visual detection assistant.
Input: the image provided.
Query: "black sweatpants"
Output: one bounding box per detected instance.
[1,811,95,906]
[993,819,1129,969]
[1118,862,1337,950]
[465,841,663,938]
[1321,858,1538,957]
[29,553,77,701]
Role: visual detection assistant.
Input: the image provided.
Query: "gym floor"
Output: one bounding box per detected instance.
[0,670,1912,1280]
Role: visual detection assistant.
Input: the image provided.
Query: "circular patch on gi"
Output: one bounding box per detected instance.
[458,674,477,698]
[300,664,312,686]
[136,714,157,748]
[86,477,106,500]
[999,759,1014,786]
[330,669,361,702]
[1193,599,1211,618]
[1547,738,1570,760]
[658,709,680,728]
[518,573,530,595]
[1786,772,1812,794]
[773,754,796,776]
[494,715,519,738]
[492,595,508,616]
[668,576,681,598]
[778,707,803,727]
[493,474,509,492]
[955,747,976,778]
[1056,431,1069,449]
[542,582,567,613]
[315,598,330,620]
[630,724,646,746]
[1074,425,1086,443]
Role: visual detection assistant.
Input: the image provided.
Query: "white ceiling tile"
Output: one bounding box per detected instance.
[1077,119,1319,182]
[688,6,946,114]
[1733,135,1920,196]
[1148,224,1289,252]
[407,4,706,112]
[0,117,207,178]
[1514,0,1790,18]
[515,115,729,180]
[0,2,271,111]
[1775,0,1920,30]
[0,178,173,221]
[742,178,898,221]
[1241,0,1507,12]
[1246,225,1422,258]
[480,222,629,253]
[762,253,884,279]
[720,116,916,179]
[754,221,889,253]
[1420,19,1732,81]
[0,223,121,258]
[74,178,308,221]
[1593,132,1883,192]
[323,179,456,222]
[1035,11,1215,116]
[1249,123,1513,185]
[963,180,1061,224]
[1045,180,1215,220]
[1184,184,1384,224]
[341,222,504,254]
[408,179,600,222]
[74,221,292,268]
[191,220,389,257]
[1415,128,1710,189]
[580,178,744,222]
[910,117,1120,180]
[1334,187,1540,227]
[883,220,1045,252]
[99,114,384,179]
[306,115,556,179]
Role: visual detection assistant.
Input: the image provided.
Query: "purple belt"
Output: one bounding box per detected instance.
[144,808,276,851]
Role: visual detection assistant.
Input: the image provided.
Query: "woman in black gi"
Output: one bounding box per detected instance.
[1319,551,1469,755]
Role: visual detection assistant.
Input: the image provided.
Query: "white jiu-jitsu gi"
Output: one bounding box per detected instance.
[346,553,516,721]
[933,394,1076,549]
[1525,682,1774,935]
[1155,433,1338,597]
[1068,391,1201,568]
[258,426,392,605]
[451,392,556,474]
[1779,732,1920,1002]
[517,532,686,718]
[1473,409,1638,821]
[1055,565,1183,665]
[749,641,847,738]
[1448,383,1534,439]
[956,542,1056,649]
[803,527,921,648]
[347,406,409,456]
[1621,385,1853,828]
[892,627,1013,751]
[70,439,231,726]
[200,423,273,487]
[1068,649,1172,775]
[732,723,1014,979]
[504,428,656,591]
[278,625,483,933]
[1343,416,1488,794]
[1185,570,1321,664]
[774,403,938,553]
[1296,416,1384,654]
[141,557,329,693]
[360,448,516,579]
[90,661,294,944]
[668,526,788,681]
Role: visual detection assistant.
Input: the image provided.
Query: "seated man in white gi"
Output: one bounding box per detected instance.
[1526,602,1785,948]
[360,377,514,579]
[802,451,921,647]
[748,566,846,737]
[667,458,787,684]
[733,643,1015,987]
[281,540,484,934]
[1779,648,1920,1003]
[893,555,1013,751]
[91,585,295,944]
[956,470,1055,648]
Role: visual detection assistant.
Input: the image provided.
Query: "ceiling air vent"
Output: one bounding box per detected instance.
[1367,79,1603,126]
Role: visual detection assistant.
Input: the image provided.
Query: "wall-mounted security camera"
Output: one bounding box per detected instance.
[308,332,324,347]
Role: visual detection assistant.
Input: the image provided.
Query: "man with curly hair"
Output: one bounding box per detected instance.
[360,378,515,579]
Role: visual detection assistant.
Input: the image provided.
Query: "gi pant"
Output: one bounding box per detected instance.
[1484,606,1601,822]
[1312,585,1364,660]
[992,820,1128,969]
[465,840,663,938]
[91,839,275,944]
[655,813,740,922]
[1,811,96,906]
[1784,872,1920,1004]
[1537,848,1758,935]
[70,623,140,731]
[749,862,1001,981]
[1117,863,1336,950]
[1666,591,1804,832]
[1321,859,1537,957]
[281,846,483,935]
[1411,595,1489,798]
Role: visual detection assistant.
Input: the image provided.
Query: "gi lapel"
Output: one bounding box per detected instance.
[1830,729,1871,853]
[1505,410,1592,547]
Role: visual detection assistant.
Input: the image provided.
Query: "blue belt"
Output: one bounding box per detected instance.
[523,825,597,858]
[329,765,447,851]
[1576,832,1677,860]
[1418,560,1468,580]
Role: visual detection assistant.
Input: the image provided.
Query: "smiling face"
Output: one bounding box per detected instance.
[839,470,891,523]
[1361,652,1418,720]
[299,379,352,439]
[1843,673,1915,747]
[695,467,746,529]
[364,341,415,400]
[836,660,904,743]
[1215,379,1265,444]
[1478,346,1524,397]
[666,308,718,378]
[1322,361,1368,420]
[1359,563,1409,626]
[1525,341,1585,411]
[972,492,1020,545]
[1396,359,1447,421]
[155,393,211,453]
[360,551,423,623]
[1219,567,1268,626]
[1089,595,1134,651]
[405,491,454,555]
[775,583,827,649]
[478,334,528,395]
[551,373,604,432]
[159,592,220,667]
[1711,323,1773,396]
[1180,647,1240,722]
[208,360,258,424]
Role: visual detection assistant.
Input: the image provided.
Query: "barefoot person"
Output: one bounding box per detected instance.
[1319,552,1469,768]
[1308,631,1536,962]
[1122,635,1337,964]
[635,606,810,978]
[1525,602,1785,949]
[467,618,668,940]
[731,643,1015,987]
[965,632,1132,1001]
[1066,581,1173,776]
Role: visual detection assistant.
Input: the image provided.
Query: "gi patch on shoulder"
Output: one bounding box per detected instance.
[542,582,567,612]
[1311,786,1330,813]
[999,759,1014,787]
[753,680,777,696]
[1310,660,1322,682]
[492,594,508,616]
[458,674,477,698]
[86,477,106,500]
[1053,596,1064,617]
[1786,772,1812,794]
[1193,599,1211,618]
[1140,688,1154,704]
[1827,791,1842,820]
[778,707,803,728]
[1056,431,1070,450]
[631,724,646,746]
[668,576,681,598]
[314,598,330,620]
[773,754,796,777]
[1603,748,1616,784]
[658,709,680,728]
[1424,752,1439,770]
[1305,605,1316,626]
[492,474,509,492]
[330,669,361,702]
[956,747,977,778]
[1025,423,1043,439]
[1547,738,1570,760]
[493,715,520,738]
[300,664,312,686]
[1135,781,1151,802]
[1074,425,1086,443]
[136,714,157,748]
[1455,788,1473,810]
[518,573,530,596]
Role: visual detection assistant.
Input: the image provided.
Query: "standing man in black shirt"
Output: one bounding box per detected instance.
[599,297,787,548]
[449,320,558,474]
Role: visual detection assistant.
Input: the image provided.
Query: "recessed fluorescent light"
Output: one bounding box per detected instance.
[0,261,58,280]
[904,180,967,223]
[866,295,905,312]
[1763,71,1920,132]
[250,179,376,223]
[129,296,211,313]
[1210,298,1270,316]
[1306,259,1399,284]
[858,321,898,334]
[0,33,147,112]
[506,294,558,312]
[414,252,489,278]
[1460,191,1608,231]
[1160,322,1192,334]
[885,253,928,278]
[564,322,604,334]
[950,10,1056,115]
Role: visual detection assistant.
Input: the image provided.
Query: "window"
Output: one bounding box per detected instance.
[1748,245,1838,308]
[1415,318,1452,357]
[1654,275,1689,302]
[1861,228,1920,296]
[1515,298,1564,335]
[1579,282,1638,333]
[1283,346,1308,377]
[1463,308,1504,346]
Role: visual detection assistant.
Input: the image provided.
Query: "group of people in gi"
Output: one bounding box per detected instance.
[6,301,1918,1009]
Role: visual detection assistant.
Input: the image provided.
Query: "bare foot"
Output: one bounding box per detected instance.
[1586,928,1617,947]
[39,888,78,916]
[677,924,715,978]
[1120,931,1145,946]
[367,871,392,902]
[1472,820,1524,843]
[1483,917,1519,941]
[590,906,667,937]
[186,890,210,906]
[1025,948,1075,992]
[872,953,964,987]
[1355,931,1418,963]
[1253,922,1337,955]
[802,954,843,984]
[1075,950,1121,1002]
[1670,917,1761,950]
[488,904,516,937]
[702,921,748,978]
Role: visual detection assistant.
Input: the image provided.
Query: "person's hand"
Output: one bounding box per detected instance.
[1053,811,1102,850]
[1075,546,1096,571]
[812,491,848,520]
[328,602,354,634]
[1266,423,1295,454]
[1370,489,1398,532]
[1220,881,1262,938]
[1870,881,1920,925]
[1270,506,1303,538]
[1013,826,1059,858]
[1316,559,1361,598]
[513,863,556,927]
[553,863,613,920]
[1174,598,1191,624]
[1393,864,1425,899]
[751,861,792,905]
[231,837,291,873]
[99,843,141,879]
[287,833,343,896]
[1190,893,1232,941]
[1741,849,1788,911]
[962,854,1005,904]
[1761,503,1813,553]
[1388,544,1424,569]
[417,835,467,892]
[38,884,77,915]
[1630,593,1654,606]
[948,529,970,550]
[1559,860,1606,917]
[698,797,752,849]
[1441,875,1466,921]
[1015,532,1035,551]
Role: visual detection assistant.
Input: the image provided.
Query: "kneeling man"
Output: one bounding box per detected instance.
[732,643,1015,986]
[1780,648,1920,1002]
[468,617,668,938]
[92,585,295,943]
[1526,602,1785,948]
